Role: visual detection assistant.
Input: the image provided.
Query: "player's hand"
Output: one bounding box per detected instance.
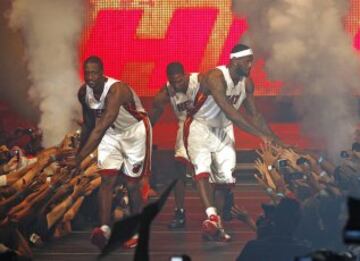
[256,142,280,165]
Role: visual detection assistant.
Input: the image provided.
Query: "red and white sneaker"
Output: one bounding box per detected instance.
[90,226,110,250]
[202,215,219,237]
[202,215,231,242]
[123,234,138,249]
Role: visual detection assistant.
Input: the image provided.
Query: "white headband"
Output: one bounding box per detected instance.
[230,49,253,59]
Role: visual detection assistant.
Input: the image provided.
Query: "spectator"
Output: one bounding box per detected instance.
[236,198,311,261]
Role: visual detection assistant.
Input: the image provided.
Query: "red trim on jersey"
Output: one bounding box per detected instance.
[183,89,208,160]
[174,156,193,169]
[122,96,151,178]
[141,117,152,178]
[183,116,193,155]
[188,90,208,116]
[194,172,210,181]
[182,117,195,181]
[124,101,148,121]
[98,169,119,177]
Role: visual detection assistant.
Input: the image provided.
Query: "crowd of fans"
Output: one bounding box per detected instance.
[236,129,360,260]
[0,128,127,259]
[0,126,360,260]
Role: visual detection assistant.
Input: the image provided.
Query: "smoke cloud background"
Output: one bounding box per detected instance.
[233,0,360,158]
[7,0,85,146]
[0,1,37,124]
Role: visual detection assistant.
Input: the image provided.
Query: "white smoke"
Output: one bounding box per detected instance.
[233,0,360,159]
[7,0,85,146]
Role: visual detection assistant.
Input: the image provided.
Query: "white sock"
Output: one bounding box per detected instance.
[100,225,111,239]
[205,207,217,218]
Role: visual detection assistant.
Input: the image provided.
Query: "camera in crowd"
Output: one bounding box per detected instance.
[341,151,351,159]
[340,142,360,160]
[275,157,307,183]
[278,159,288,169]
[352,143,360,153]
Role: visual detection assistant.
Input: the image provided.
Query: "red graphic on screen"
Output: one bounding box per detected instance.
[81,5,360,96]
[82,9,220,95]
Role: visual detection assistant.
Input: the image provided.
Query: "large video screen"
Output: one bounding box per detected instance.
[81,0,360,96]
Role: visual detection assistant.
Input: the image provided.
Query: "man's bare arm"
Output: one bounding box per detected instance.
[242,78,279,139]
[149,86,170,126]
[204,69,267,138]
[76,82,131,164]
[78,86,95,151]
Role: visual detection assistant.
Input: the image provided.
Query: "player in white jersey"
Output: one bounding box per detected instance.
[184,44,280,241]
[74,56,152,249]
[150,62,199,229]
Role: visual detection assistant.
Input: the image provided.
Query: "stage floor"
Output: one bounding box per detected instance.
[33,183,268,261]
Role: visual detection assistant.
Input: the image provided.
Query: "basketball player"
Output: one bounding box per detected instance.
[74,56,152,249]
[150,62,199,229]
[183,44,279,241]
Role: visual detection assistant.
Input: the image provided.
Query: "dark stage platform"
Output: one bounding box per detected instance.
[33,183,268,261]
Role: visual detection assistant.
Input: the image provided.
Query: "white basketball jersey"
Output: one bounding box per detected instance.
[167,73,200,121]
[85,77,147,131]
[192,66,247,127]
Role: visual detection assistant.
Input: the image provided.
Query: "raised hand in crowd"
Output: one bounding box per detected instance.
[255,142,281,165]
[254,159,276,190]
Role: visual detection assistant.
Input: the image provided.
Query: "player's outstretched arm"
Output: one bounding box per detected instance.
[204,69,267,139]
[149,86,170,126]
[242,78,279,141]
